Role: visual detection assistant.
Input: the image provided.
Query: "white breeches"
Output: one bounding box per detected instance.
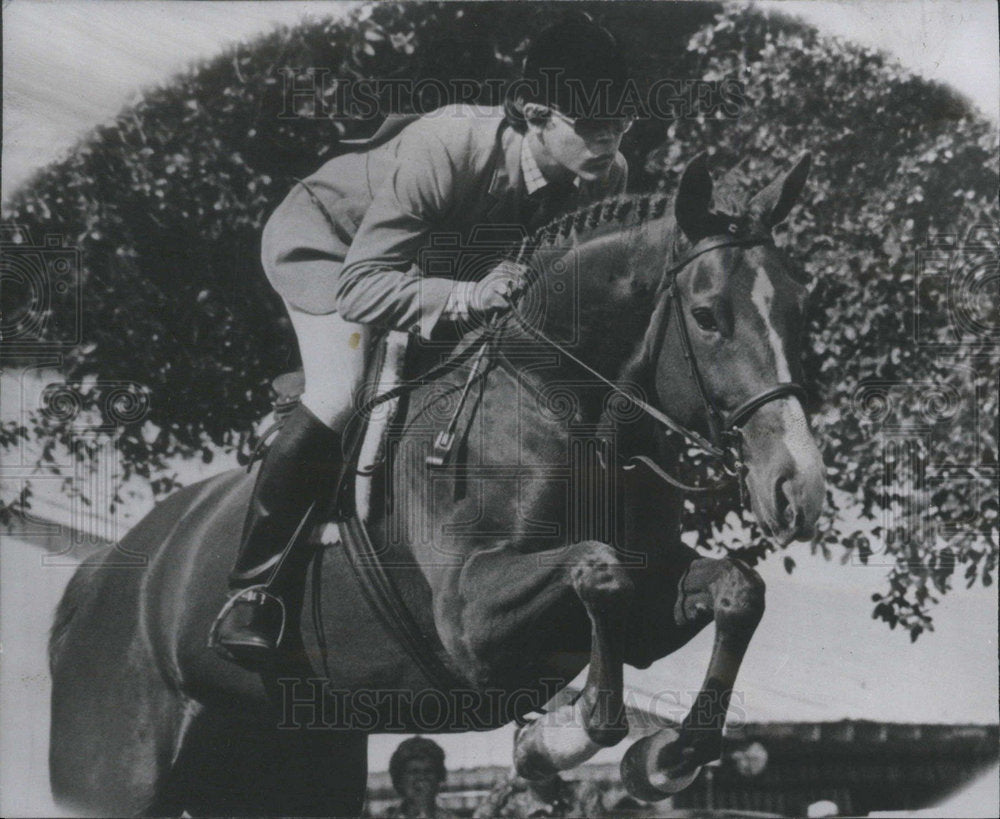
[283,299,370,433]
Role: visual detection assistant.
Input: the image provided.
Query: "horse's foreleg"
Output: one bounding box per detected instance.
[511,547,634,780]
[621,557,765,800]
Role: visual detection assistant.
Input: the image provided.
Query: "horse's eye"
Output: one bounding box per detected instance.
[692,307,718,332]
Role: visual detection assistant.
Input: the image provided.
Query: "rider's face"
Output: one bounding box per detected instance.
[525,104,627,183]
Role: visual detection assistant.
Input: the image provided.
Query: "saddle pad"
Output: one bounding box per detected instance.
[315,330,410,545]
[355,330,409,522]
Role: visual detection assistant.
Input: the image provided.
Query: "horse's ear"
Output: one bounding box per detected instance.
[675,152,713,241]
[748,152,811,230]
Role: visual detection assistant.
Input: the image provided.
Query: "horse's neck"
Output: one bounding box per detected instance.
[387,213,685,565]
[520,213,671,392]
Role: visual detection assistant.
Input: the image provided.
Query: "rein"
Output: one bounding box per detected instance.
[299,174,803,484]
[503,308,725,459]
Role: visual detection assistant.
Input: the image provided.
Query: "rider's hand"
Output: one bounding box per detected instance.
[469,260,529,320]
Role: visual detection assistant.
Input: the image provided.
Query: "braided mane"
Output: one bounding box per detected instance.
[529,192,672,252]
[528,172,754,262]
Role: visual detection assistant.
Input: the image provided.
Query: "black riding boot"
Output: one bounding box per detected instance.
[213,404,342,666]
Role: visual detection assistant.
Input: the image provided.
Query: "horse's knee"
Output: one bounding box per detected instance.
[433,593,506,687]
[439,541,629,684]
[458,615,499,669]
[570,542,634,613]
[714,559,765,634]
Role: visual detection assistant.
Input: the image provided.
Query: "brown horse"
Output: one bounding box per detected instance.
[48,153,824,817]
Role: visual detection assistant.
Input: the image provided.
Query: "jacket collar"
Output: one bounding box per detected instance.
[486,121,525,221]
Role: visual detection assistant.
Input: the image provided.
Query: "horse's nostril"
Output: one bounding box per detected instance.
[786,504,799,530]
[774,475,791,525]
[788,506,803,536]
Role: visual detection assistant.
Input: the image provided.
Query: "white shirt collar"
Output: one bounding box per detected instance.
[521,137,581,195]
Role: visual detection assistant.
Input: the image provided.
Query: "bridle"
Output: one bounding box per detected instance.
[505,232,808,492]
[301,168,804,493]
[656,234,807,445]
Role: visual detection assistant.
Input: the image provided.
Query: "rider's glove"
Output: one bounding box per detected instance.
[444,260,529,324]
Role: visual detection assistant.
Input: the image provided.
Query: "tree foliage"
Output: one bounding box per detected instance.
[2,1,996,638]
[655,5,998,638]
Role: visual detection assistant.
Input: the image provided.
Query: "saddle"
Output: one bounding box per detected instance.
[250,328,494,691]
[246,321,663,692]
[265,329,412,537]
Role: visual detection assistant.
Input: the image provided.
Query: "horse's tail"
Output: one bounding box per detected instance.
[49,555,104,673]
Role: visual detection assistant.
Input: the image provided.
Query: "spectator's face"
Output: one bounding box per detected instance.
[526,103,627,182]
[400,758,440,802]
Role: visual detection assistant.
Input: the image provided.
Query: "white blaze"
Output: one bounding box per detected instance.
[749,270,791,382]
[749,265,815,474]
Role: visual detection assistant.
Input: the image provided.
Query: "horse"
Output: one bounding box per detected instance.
[48,152,825,817]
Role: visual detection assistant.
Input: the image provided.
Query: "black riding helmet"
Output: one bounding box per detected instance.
[513,11,632,121]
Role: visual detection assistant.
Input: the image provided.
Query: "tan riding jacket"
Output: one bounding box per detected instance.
[261,104,628,338]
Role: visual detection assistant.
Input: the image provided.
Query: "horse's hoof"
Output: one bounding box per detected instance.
[620,728,701,801]
[585,721,630,748]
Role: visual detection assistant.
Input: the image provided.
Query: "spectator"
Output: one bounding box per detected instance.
[473,771,606,818]
[377,737,460,819]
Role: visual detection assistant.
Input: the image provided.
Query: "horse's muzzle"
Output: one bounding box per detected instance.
[742,400,826,546]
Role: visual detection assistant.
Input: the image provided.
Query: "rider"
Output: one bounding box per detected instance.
[213,13,634,665]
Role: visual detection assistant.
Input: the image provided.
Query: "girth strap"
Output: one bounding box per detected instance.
[337,515,467,692]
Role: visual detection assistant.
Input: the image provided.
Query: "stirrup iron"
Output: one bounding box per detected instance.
[207,585,287,653]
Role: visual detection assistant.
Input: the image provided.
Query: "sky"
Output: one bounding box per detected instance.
[1,1,360,200]
[760,0,999,121]
[2,0,998,200]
